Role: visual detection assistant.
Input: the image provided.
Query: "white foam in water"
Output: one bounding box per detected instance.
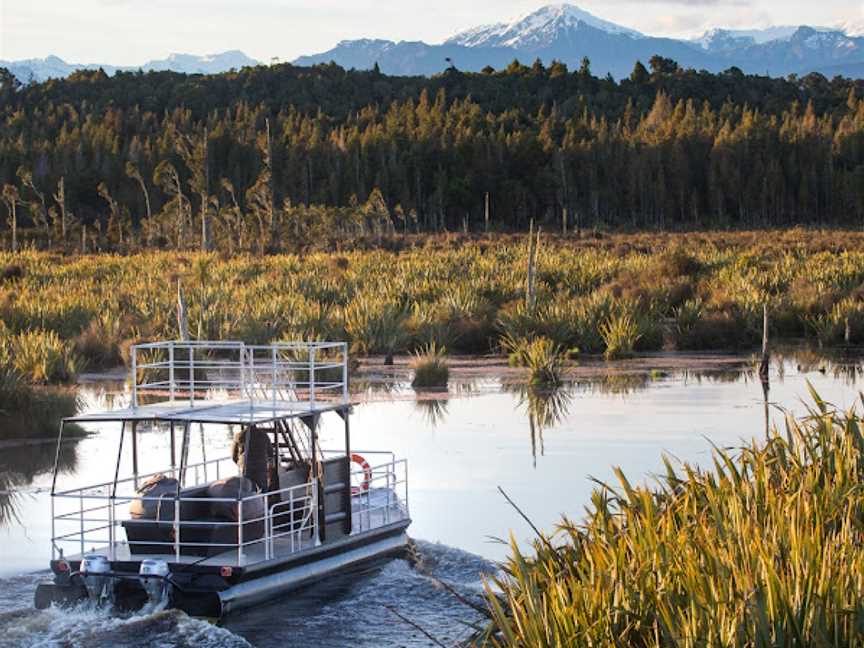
[0,600,249,648]
[0,541,495,647]
[223,539,496,647]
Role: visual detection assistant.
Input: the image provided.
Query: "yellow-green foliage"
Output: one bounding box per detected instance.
[6,329,80,383]
[479,387,864,647]
[503,335,565,386]
[2,234,864,375]
[410,342,449,389]
[599,310,642,359]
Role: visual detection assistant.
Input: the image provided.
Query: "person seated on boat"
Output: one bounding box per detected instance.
[231,426,273,492]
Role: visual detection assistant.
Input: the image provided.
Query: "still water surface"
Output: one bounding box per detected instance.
[0,356,861,646]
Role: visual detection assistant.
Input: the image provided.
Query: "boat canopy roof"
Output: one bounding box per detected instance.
[66,340,351,426]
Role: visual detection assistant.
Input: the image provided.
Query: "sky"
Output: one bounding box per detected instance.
[1,0,862,65]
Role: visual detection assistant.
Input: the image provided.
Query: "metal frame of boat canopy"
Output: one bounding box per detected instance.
[50,340,410,571]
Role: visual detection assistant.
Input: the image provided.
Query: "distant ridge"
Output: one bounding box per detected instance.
[1,50,261,83]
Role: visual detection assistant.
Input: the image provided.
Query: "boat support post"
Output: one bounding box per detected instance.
[109,421,127,561]
[50,419,65,559]
[131,421,139,489]
[341,409,352,535]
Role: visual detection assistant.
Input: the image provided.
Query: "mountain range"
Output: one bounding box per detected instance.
[0,50,259,84]
[5,4,864,83]
[295,4,864,79]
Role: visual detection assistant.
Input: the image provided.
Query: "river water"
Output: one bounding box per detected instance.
[0,353,861,647]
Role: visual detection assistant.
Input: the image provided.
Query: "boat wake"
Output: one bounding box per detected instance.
[0,603,248,648]
[0,540,494,648]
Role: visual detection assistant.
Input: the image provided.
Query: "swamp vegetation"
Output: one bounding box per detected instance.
[476,387,864,647]
[1,231,864,383]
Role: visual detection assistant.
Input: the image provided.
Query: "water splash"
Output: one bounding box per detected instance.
[0,603,248,648]
[0,541,493,647]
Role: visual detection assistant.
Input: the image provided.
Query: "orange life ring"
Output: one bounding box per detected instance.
[351,453,372,495]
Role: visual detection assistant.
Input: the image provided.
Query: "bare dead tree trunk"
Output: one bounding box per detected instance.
[201,126,210,251]
[484,191,490,233]
[266,118,277,250]
[526,220,540,313]
[53,176,68,244]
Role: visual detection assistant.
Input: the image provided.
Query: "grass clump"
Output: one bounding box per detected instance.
[7,329,81,383]
[599,310,641,359]
[478,388,864,647]
[410,342,449,390]
[503,335,565,386]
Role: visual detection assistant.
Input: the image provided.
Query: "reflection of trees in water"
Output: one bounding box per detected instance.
[581,374,652,396]
[679,368,753,387]
[773,348,864,387]
[76,382,128,415]
[414,398,449,427]
[506,383,573,467]
[790,352,864,387]
[0,439,79,527]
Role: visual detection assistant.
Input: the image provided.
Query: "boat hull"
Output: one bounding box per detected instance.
[35,520,411,619]
[218,522,410,615]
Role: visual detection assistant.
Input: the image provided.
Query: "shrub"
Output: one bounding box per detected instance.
[478,390,864,646]
[74,311,125,368]
[0,384,82,439]
[10,329,81,383]
[343,295,409,363]
[410,342,449,390]
[600,311,641,359]
[503,335,565,386]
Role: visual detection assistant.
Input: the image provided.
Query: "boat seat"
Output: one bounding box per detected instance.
[122,476,264,557]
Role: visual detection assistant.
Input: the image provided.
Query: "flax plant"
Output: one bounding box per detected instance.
[478,386,864,647]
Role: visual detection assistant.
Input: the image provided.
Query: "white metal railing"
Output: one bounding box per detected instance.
[51,453,409,565]
[349,458,409,533]
[131,340,349,409]
[52,469,318,566]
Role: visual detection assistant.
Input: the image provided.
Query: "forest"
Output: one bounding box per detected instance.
[1,56,864,252]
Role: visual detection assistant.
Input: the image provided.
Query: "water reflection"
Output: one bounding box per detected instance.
[0,440,79,527]
[505,384,573,467]
[785,350,864,386]
[414,399,449,427]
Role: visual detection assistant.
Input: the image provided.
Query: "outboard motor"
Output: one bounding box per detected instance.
[80,554,112,603]
[139,559,171,605]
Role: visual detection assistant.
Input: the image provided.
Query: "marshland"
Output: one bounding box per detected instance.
[2,230,864,644]
[4,230,864,387]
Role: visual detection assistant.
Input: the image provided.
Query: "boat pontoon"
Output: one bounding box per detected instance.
[34,340,411,618]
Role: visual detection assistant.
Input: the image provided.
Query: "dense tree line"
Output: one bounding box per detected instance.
[1,57,864,251]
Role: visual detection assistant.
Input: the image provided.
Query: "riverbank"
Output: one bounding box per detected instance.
[474,390,864,646]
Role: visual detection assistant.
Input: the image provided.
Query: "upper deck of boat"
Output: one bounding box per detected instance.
[66,340,351,426]
[67,398,350,424]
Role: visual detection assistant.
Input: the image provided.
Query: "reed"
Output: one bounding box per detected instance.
[477,387,864,647]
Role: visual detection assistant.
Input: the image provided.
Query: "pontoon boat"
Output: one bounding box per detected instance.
[34,340,411,618]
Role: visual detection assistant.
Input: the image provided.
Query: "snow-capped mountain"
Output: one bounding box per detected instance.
[141,50,259,74]
[294,3,864,78]
[693,27,802,52]
[298,4,710,78]
[1,50,260,83]
[701,27,863,76]
[446,3,643,50]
